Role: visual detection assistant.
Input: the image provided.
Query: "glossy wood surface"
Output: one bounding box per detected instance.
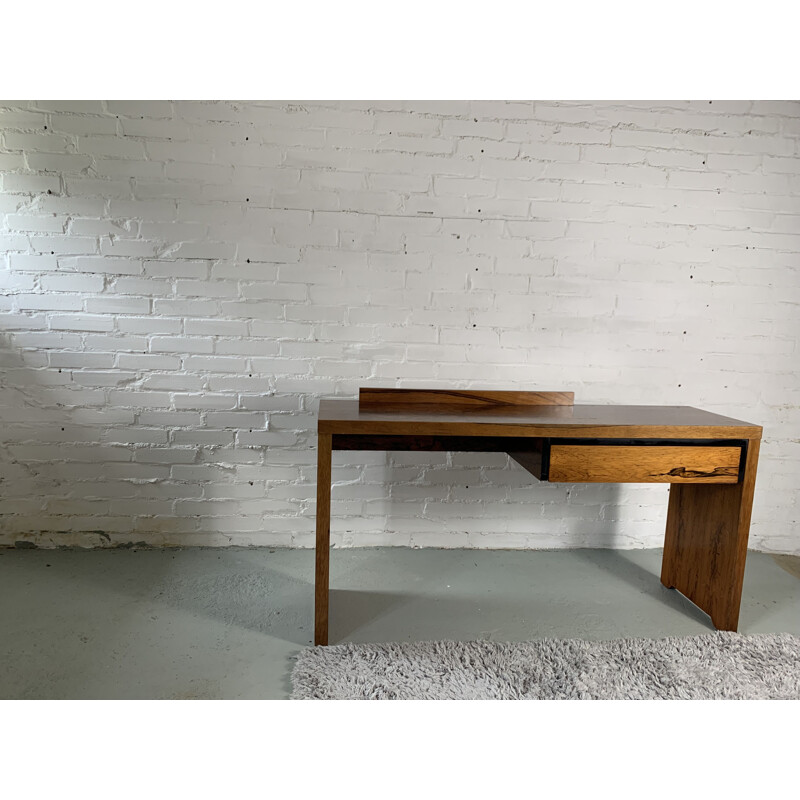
[314,392,763,643]
[319,399,762,440]
[661,438,760,631]
[549,445,741,484]
[359,388,574,408]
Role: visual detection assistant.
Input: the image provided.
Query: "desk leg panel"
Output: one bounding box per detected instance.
[314,433,332,646]
[661,439,759,631]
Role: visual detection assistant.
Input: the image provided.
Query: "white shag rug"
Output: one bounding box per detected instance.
[291,632,800,699]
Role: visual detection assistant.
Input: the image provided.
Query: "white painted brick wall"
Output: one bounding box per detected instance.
[1,99,798,553]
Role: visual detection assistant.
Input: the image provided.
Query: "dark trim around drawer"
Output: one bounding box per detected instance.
[542,438,748,483]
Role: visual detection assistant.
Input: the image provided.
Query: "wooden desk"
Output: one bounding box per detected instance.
[314,389,762,645]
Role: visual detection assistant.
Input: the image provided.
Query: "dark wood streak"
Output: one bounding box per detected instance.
[359,388,575,409]
[666,466,739,479]
[314,389,762,644]
[548,444,742,484]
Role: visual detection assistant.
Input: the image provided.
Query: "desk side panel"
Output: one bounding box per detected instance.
[661,438,760,631]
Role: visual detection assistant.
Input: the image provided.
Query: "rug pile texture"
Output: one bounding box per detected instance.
[291,632,800,699]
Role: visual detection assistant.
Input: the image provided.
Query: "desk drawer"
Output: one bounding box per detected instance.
[548,444,742,484]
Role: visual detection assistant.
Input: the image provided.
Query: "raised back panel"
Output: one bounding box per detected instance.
[359,388,574,409]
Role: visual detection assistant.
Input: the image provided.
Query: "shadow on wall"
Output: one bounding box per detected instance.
[0,331,168,546]
[0,326,628,550]
[0,330,310,548]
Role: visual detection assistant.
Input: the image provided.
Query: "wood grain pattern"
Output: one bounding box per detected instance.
[661,439,760,631]
[548,445,741,484]
[314,395,762,643]
[319,399,762,440]
[359,388,574,408]
[314,433,332,646]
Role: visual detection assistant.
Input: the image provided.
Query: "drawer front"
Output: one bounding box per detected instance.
[548,444,741,484]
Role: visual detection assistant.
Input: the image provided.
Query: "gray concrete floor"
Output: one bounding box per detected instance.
[1,546,798,699]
